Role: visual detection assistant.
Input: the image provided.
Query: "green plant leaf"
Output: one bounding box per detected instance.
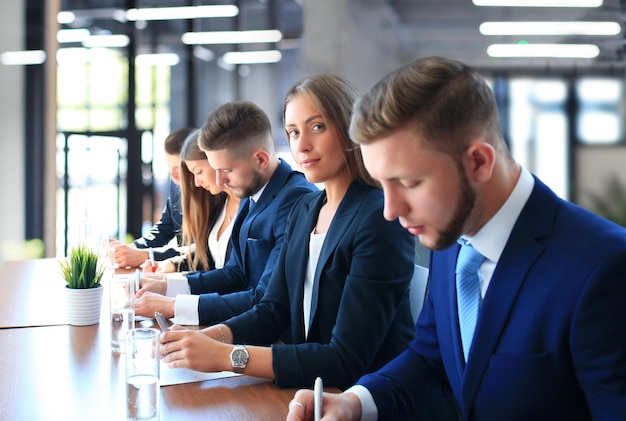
[59,244,105,289]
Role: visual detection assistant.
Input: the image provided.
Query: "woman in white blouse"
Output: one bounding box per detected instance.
[149,129,240,273]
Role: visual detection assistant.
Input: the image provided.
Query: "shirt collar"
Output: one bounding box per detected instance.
[250,182,268,204]
[463,166,534,264]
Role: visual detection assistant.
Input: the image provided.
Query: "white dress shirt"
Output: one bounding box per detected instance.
[208,198,236,270]
[303,230,326,339]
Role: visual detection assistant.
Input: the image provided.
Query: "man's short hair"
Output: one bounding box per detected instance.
[350,56,504,157]
[164,127,195,155]
[198,101,274,159]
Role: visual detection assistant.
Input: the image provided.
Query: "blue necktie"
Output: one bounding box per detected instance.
[248,198,255,211]
[456,239,486,362]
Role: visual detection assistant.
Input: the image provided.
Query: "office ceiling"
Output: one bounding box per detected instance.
[59,0,626,73]
[386,0,626,73]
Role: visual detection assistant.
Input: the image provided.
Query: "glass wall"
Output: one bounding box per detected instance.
[509,78,569,199]
[56,46,172,255]
[576,77,622,145]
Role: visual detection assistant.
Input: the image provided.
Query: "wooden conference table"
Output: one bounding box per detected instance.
[0,258,334,420]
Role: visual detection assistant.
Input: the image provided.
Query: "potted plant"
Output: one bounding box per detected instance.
[59,244,106,326]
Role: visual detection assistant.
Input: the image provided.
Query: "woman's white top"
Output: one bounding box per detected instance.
[303,230,326,339]
[208,197,236,269]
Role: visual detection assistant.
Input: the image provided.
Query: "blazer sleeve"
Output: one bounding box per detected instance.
[358,346,457,419]
[194,183,313,325]
[357,291,456,418]
[133,182,183,257]
[185,251,248,295]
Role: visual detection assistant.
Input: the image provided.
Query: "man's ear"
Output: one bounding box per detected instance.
[253,149,271,169]
[465,142,496,183]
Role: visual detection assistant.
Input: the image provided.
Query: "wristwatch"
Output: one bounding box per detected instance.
[230,345,249,374]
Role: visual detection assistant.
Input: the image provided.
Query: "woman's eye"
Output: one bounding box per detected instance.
[287,129,299,137]
[401,180,420,188]
[312,123,324,131]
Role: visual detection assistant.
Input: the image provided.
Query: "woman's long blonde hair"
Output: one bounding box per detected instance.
[179,129,227,271]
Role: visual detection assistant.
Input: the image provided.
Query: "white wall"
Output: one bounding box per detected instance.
[576,146,626,217]
[0,0,26,265]
[299,0,406,93]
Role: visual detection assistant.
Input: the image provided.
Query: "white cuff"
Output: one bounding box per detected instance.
[164,273,190,297]
[173,294,200,325]
[344,385,378,421]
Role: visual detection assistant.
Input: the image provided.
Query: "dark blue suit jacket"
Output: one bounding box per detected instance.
[134,179,183,260]
[225,181,415,389]
[359,176,626,420]
[185,159,316,325]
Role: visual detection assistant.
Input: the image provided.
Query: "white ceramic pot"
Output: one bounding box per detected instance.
[64,285,104,326]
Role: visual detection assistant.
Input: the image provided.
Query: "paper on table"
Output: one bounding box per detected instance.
[160,361,241,387]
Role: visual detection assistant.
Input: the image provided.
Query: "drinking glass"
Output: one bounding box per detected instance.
[125,328,160,421]
[110,274,135,353]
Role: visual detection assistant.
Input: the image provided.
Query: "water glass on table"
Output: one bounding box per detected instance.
[125,328,160,421]
[110,274,136,353]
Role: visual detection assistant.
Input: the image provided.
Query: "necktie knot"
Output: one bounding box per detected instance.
[456,241,486,276]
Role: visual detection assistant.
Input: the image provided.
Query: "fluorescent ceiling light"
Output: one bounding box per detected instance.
[125,5,238,21]
[222,50,282,64]
[480,21,621,36]
[474,0,602,6]
[193,46,215,62]
[487,43,599,58]
[58,8,125,24]
[1,50,46,65]
[135,53,180,66]
[57,11,76,24]
[182,30,282,45]
[57,28,91,43]
[82,34,130,48]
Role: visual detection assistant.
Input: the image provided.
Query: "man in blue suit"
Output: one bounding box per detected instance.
[136,101,316,325]
[287,57,626,420]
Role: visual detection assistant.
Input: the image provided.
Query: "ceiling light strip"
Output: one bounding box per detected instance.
[474,0,602,6]
[82,34,130,48]
[487,43,600,58]
[182,30,282,45]
[1,50,47,65]
[480,21,621,36]
[222,50,282,64]
[126,5,238,21]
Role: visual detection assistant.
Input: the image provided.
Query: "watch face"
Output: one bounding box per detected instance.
[232,348,248,366]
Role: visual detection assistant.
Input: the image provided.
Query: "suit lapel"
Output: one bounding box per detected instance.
[238,159,291,258]
[307,182,366,335]
[461,178,557,409]
[290,193,325,340]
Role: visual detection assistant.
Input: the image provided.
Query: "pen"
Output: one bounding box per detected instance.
[148,248,157,272]
[134,269,141,292]
[314,376,323,421]
[155,311,170,332]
